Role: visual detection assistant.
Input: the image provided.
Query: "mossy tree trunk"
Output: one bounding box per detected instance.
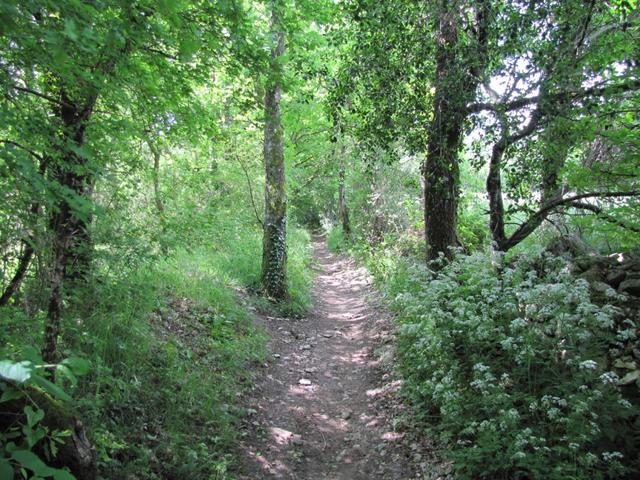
[337,145,350,237]
[261,1,288,301]
[44,89,96,364]
[423,0,489,262]
[423,5,463,261]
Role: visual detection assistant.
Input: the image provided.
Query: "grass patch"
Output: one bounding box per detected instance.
[1,223,314,479]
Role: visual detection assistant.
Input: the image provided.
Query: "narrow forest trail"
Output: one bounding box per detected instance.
[238,236,416,479]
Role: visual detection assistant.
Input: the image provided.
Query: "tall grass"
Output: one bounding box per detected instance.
[1,219,313,479]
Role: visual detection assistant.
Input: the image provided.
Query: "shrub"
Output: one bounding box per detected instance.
[327,225,348,253]
[384,251,637,480]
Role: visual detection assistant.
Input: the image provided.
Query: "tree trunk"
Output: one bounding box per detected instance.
[147,139,165,217]
[423,1,489,262]
[43,90,96,364]
[261,2,287,301]
[0,242,34,306]
[1,157,48,306]
[423,6,463,261]
[145,137,169,252]
[540,108,575,206]
[337,145,350,236]
[487,139,508,250]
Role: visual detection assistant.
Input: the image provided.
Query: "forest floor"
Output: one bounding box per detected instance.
[237,236,435,479]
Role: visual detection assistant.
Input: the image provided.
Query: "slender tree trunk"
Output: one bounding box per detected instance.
[145,138,169,253]
[261,2,287,301]
[337,145,350,236]
[147,140,165,217]
[487,139,508,250]
[0,243,34,306]
[0,157,46,306]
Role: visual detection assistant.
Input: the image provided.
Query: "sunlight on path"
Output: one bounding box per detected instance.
[238,236,413,479]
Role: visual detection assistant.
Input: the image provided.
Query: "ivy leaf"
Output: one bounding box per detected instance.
[24,405,45,428]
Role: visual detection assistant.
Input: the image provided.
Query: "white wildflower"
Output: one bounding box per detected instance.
[579,360,598,370]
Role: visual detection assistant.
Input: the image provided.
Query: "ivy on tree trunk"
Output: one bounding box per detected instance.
[261,1,288,301]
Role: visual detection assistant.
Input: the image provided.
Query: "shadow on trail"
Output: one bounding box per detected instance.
[237,236,412,480]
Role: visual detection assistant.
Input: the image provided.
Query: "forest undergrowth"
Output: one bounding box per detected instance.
[1,218,313,479]
[330,225,639,480]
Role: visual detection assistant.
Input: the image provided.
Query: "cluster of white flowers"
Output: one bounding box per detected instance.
[389,249,636,479]
[579,360,598,370]
[510,317,528,330]
[618,399,632,408]
[602,451,624,462]
[599,371,619,385]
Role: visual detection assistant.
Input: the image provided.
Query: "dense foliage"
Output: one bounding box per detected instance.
[1,0,639,478]
[370,246,638,479]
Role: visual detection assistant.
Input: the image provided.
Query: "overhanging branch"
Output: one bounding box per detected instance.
[501,190,639,250]
[467,79,640,114]
[570,201,640,233]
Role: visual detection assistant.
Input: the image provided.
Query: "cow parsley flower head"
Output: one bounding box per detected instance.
[599,371,619,385]
[579,360,598,370]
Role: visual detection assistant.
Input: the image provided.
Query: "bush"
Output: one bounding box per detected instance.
[327,225,348,253]
[382,251,637,480]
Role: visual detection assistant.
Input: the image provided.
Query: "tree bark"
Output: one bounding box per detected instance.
[423,0,489,261]
[43,90,96,364]
[0,242,34,306]
[0,157,46,306]
[261,2,288,301]
[147,139,165,217]
[337,144,350,236]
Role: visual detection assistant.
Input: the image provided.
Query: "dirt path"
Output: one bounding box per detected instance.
[238,236,415,479]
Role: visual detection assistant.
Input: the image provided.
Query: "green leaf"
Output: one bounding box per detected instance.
[55,365,77,387]
[21,347,43,365]
[61,357,90,376]
[0,458,13,480]
[0,360,33,383]
[52,469,76,480]
[0,385,23,403]
[614,358,636,370]
[24,406,45,428]
[619,369,640,385]
[10,450,54,476]
[63,19,78,41]
[23,425,46,449]
[30,375,71,402]
[179,32,202,62]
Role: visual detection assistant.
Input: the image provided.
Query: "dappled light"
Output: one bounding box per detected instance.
[239,237,412,479]
[1,0,638,478]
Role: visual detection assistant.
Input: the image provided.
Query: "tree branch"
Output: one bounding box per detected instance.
[1,139,45,162]
[570,201,640,233]
[7,85,70,107]
[501,190,639,250]
[467,79,640,114]
[233,142,263,228]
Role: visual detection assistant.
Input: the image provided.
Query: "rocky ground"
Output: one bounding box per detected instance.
[236,236,445,480]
